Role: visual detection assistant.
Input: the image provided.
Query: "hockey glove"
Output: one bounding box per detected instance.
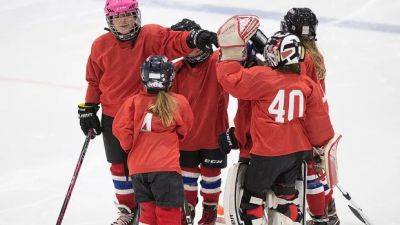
[218,127,239,154]
[187,29,218,52]
[171,18,201,31]
[78,103,101,138]
[217,15,260,61]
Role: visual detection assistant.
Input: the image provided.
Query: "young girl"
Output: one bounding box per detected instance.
[170,19,229,225]
[216,15,334,224]
[77,0,216,222]
[281,8,339,225]
[112,56,194,225]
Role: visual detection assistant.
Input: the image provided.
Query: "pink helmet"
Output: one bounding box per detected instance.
[104,0,141,41]
[104,0,139,16]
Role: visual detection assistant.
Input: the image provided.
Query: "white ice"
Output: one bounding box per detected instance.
[0,0,399,225]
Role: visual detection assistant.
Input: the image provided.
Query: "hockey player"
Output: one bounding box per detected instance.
[170,19,229,225]
[77,0,218,224]
[216,15,335,224]
[112,55,194,225]
[281,8,339,225]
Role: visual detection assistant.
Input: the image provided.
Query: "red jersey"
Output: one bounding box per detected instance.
[85,24,192,117]
[301,54,326,93]
[172,52,229,151]
[234,100,252,158]
[216,61,334,157]
[112,92,194,175]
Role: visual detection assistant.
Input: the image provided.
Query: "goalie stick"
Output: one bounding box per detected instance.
[336,185,373,225]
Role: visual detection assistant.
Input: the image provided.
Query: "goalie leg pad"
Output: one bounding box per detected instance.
[240,189,266,225]
[271,184,302,223]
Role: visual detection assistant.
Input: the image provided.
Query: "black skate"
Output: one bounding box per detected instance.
[198,204,217,225]
[182,201,195,225]
[111,204,139,225]
[327,200,340,225]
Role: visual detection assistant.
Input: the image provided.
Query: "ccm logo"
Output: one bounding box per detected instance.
[204,159,223,164]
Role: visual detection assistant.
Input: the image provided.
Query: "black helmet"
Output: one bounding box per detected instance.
[171,18,211,64]
[281,8,318,40]
[141,55,175,94]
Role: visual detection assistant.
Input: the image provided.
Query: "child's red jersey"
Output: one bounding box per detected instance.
[172,52,229,151]
[113,92,194,175]
[217,61,334,157]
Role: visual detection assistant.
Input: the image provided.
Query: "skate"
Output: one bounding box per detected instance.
[182,202,195,225]
[327,200,340,225]
[306,215,329,225]
[198,204,217,225]
[111,204,139,225]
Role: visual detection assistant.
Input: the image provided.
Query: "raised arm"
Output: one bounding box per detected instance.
[216,61,271,100]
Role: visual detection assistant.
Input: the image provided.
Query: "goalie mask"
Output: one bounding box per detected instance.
[281,8,318,40]
[264,32,305,69]
[105,0,141,41]
[171,18,212,64]
[141,55,175,94]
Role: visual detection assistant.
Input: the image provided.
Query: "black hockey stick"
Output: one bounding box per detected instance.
[301,161,307,225]
[336,184,373,225]
[56,130,94,225]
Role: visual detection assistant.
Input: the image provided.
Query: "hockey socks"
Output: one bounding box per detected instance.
[110,163,136,210]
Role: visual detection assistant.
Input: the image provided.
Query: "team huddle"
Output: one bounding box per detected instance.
[77,0,340,225]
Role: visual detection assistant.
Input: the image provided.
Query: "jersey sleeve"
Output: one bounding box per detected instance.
[176,96,194,141]
[85,46,103,104]
[216,60,271,100]
[112,97,136,152]
[302,80,334,147]
[146,25,193,60]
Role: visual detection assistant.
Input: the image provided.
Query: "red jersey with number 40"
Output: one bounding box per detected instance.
[112,92,194,175]
[217,61,334,157]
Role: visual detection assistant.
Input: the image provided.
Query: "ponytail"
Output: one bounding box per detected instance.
[148,91,177,127]
[301,38,326,80]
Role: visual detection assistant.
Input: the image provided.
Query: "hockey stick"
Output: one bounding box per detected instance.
[336,184,373,225]
[56,129,94,225]
[301,161,307,225]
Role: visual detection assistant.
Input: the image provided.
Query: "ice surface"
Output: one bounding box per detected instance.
[0,0,399,224]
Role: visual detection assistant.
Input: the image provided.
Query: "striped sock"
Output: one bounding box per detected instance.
[110,163,136,210]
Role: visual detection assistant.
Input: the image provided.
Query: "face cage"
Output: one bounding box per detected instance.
[184,50,211,64]
[106,9,141,41]
[264,47,280,68]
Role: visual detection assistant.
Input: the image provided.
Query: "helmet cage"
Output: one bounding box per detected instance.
[264,32,305,69]
[106,9,141,41]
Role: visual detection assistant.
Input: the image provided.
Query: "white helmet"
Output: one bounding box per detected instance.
[264,31,305,68]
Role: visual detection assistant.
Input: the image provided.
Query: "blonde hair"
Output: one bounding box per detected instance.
[148,91,176,127]
[301,38,326,80]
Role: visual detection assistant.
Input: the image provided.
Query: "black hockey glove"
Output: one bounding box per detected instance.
[78,103,101,138]
[218,127,239,154]
[187,29,219,52]
[171,18,201,31]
